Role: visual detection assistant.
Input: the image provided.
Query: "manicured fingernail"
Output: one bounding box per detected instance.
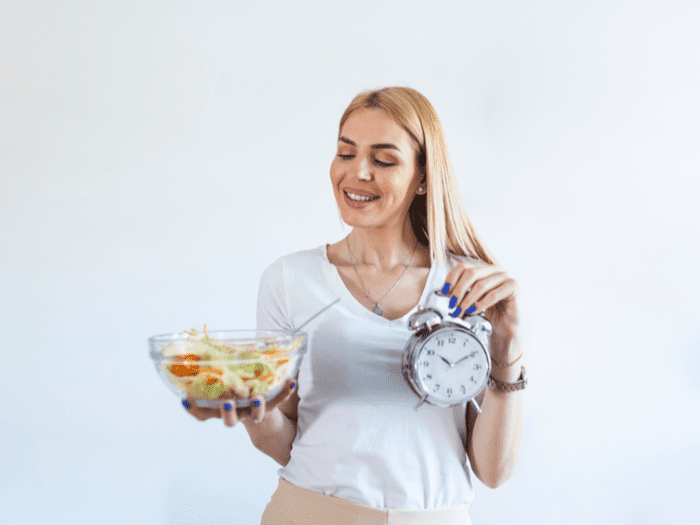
[441,282,451,295]
[466,305,477,315]
[451,307,462,318]
[224,403,232,412]
[253,399,261,407]
[182,400,191,409]
[449,295,458,308]
[291,381,297,389]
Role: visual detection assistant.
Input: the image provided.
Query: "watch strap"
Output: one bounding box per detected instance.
[488,366,527,392]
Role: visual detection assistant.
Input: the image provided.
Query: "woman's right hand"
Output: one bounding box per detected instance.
[181,378,298,427]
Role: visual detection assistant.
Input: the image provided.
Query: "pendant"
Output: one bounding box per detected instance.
[374,303,384,316]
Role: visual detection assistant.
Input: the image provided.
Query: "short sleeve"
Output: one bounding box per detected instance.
[256,258,293,332]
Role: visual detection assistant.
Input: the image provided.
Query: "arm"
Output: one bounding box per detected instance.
[249,258,299,466]
[443,258,524,488]
[466,336,524,488]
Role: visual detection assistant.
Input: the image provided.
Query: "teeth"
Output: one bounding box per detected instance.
[345,191,377,202]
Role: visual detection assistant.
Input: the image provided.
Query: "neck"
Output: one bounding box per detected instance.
[347,219,424,272]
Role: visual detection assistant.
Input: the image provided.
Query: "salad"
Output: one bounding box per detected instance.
[160,326,300,400]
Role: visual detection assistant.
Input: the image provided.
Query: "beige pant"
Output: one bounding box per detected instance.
[261,478,473,525]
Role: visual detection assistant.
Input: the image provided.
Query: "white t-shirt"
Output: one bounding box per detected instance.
[256,244,476,510]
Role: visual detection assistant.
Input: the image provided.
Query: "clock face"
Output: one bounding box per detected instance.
[416,328,489,404]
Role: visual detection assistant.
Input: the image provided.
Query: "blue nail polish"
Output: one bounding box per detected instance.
[466,305,477,315]
[224,403,232,412]
[449,295,458,309]
[451,307,462,318]
[253,399,261,407]
[442,282,451,295]
[182,400,191,409]
[291,381,297,389]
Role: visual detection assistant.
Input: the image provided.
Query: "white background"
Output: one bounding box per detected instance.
[1,1,699,523]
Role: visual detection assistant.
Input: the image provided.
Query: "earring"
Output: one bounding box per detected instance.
[417,185,426,194]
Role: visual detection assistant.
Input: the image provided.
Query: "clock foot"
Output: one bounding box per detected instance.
[414,394,429,411]
[470,398,482,414]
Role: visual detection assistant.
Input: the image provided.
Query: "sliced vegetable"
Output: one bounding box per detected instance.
[160,326,299,400]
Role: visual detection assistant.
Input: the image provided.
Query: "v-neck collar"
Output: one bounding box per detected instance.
[320,244,439,326]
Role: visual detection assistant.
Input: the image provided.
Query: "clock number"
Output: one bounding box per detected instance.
[435,383,440,391]
[448,337,456,344]
[426,374,432,380]
[423,360,430,367]
[460,385,466,394]
[447,387,452,396]
[437,340,444,347]
[427,350,435,356]
[473,364,481,370]
[470,375,475,383]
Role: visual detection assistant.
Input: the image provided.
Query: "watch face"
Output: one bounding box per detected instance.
[416,327,489,405]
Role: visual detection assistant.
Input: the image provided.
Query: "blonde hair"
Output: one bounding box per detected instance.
[338,87,500,268]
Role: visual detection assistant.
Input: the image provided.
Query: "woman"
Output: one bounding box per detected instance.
[184,87,525,524]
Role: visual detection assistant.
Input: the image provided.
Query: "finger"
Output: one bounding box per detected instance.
[446,266,504,317]
[266,378,298,411]
[455,272,509,316]
[442,260,483,296]
[221,399,239,427]
[465,279,518,317]
[186,396,221,421]
[250,395,265,423]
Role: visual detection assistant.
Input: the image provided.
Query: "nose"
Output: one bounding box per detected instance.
[353,156,372,181]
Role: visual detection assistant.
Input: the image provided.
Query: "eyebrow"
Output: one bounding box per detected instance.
[338,136,401,152]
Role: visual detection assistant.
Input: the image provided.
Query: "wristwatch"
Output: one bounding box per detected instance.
[488,366,527,392]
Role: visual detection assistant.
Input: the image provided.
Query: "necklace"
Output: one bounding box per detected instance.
[345,236,419,317]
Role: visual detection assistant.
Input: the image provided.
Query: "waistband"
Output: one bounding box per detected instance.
[261,477,472,525]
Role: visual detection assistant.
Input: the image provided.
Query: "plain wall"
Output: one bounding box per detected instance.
[1,1,699,523]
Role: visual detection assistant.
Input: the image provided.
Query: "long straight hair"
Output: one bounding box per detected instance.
[338,87,500,268]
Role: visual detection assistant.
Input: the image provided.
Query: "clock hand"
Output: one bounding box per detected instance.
[453,355,471,367]
[436,354,455,379]
[438,354,453,367]
[453,351,477,367]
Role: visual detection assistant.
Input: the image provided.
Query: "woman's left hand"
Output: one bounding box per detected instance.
[442,260,520,360]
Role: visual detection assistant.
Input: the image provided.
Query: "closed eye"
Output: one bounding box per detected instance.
[336,154,395,167]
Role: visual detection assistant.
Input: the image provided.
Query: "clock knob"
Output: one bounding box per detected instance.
[408,306,443,331]
[465,313,492,336]
[478,316,493,336]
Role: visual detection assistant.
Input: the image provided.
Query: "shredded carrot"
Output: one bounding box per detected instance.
[198,367,223,375]
[171,364,199,376]
[204,324,208,337]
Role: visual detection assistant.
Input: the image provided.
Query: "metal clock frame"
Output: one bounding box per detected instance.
[402,288,492,412]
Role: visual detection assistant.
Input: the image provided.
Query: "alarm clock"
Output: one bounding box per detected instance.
[402,288,492,413]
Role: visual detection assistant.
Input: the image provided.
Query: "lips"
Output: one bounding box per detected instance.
[343,187,379,198]
[342,190,379,208]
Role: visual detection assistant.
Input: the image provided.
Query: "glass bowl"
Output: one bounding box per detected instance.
[149,329,307,408]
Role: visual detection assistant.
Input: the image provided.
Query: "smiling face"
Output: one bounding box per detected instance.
[330,108,426,231]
